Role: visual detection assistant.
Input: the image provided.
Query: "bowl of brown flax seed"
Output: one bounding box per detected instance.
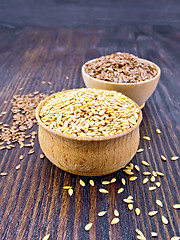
[36,88,142,176]
[82,52,161,109]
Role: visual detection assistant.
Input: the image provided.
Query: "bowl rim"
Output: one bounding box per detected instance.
[36,89,142,142]
[82,57,161,86]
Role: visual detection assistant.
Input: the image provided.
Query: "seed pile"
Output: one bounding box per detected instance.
[39,88,140,137]
[85,52,158,83]
[0,92,47,150]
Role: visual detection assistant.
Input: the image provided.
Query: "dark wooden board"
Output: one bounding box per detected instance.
[0,0,180,28]
[0,26,179,240]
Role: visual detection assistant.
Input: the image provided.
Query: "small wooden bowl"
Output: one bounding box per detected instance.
[36,90,142,176]
[82,58,161,109]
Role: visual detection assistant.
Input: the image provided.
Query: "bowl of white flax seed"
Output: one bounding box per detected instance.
[36,88,142,176]
[82,52,161,109]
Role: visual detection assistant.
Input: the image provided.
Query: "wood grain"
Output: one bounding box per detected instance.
[0,26,179,240]
[0,0,180,28]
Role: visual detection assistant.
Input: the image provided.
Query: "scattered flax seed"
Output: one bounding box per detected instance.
[1,111,7,115]
[68,188,73,196]
[156,172,164,177]
[42,234,50,240]
[125,166,132,170]
[137,236,146,240]
[40,154,45,159]
[114,209,119,216]
[99,189,108,194]
[143,136,151,141]
[123,169,134,175]
[42,81,46,84]
[148,211,158,217]
[121,178,126,185]
[85,223,92,231]
[19,155,24,160]
[111,217,119,225]
[151,232,158,237]
[125,164,134,170]
[142,161,149,166]
[102,181,110,185]
[173,204,180,209]
[0,172,8,176]
[135,208,141,216]
[98,211,107,217]
[150,176,156,182]
[152,171,157,177]
[0,146,6,150]
[149,186,157,191]
[171,156,179,161]
[9,144,15,148]
[161,155,166,161]
[155,182,161,188]
[171,237,180,240]
[117,188,124,194]
[143,178,149,184]
[129,163,134,169]
[4,101,7,104]
[16,164,21,170]
[47,82,52,85]
[80,179,85,186]
[128,204,133,211]
[28,149,35,155]
[143,171,151,176]
[135,229,145,237]
[123,199,134,204]
[156,200,163,208]
[156,128,161,134]
[110,178,116,183]
[129,176,137,181]
[137,148,144,153]
[89,180,94,186]
[127,195,133,200]
[161,216,168,225]
[135,165,140,171]
[0,92,46,149]
[63,186,72,189]
[125,165,132,169]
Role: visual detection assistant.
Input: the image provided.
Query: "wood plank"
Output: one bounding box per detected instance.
[0,0,180,28]
[0,26,179,240]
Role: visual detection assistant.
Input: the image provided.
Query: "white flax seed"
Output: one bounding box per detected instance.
[98,211,107,217]
[85,223,92,231]
[89,180,94,186]
[161,216,168,225]
[111,218,119,225]
[99,189,108,194]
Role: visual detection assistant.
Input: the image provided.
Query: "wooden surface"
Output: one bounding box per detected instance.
[0,26,179,240]
[0,0,180,28]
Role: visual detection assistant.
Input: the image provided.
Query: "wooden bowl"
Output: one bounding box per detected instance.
[36,90,142,176]
[82,58,161,109]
